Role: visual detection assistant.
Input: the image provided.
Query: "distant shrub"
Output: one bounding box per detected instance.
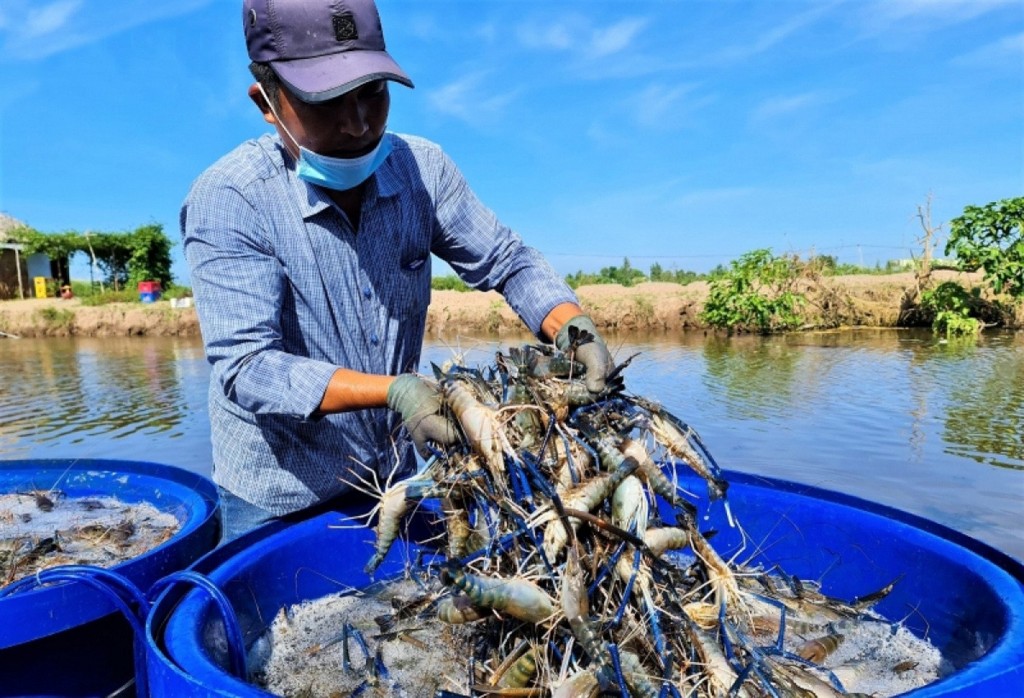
[701,248,805,334]
[37,307,75,329]
[920,281,981,337]
[432,275,470,292]
[79,289,138,306]
[163,284,192,300]
[69,281,93,297]
[805,255,901,277]
[566,258,701,289]
[649,262,700,284]
[485,300,505,334]
[632,295,655,323]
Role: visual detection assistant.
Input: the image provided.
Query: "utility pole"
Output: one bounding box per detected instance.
[85,230,104,293]
[14,245,24,299]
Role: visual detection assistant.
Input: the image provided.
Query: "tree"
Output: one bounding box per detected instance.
[946,197,1024,297]
[125,224,173,286]
[19,224,175,290]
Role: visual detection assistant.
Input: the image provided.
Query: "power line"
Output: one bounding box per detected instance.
[542,243,912,261]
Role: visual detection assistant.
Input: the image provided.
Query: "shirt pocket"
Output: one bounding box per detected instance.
[374,243,431,319]
[363,196,433,319]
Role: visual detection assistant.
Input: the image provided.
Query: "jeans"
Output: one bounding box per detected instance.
[215,486,375,545]
[216,486,276,544]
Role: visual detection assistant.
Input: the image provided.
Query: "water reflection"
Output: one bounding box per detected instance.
[0,337,211,467]
[1,330,1022,559]
[943,347,1024,470]
[701,334,803,421]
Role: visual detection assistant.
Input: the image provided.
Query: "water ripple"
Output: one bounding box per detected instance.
[2,330,1022,559]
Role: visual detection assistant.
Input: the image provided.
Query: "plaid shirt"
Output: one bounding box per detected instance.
[181,133,576,514]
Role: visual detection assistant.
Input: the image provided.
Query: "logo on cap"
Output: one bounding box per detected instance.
[332,13,358,42]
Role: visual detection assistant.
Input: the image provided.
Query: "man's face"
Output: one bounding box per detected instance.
[254,79,391,159]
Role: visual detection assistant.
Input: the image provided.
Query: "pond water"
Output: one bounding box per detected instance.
[0,329,1021,561]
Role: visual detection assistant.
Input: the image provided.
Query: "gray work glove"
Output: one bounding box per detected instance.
[555,314,614,394]
[386,374,460,457]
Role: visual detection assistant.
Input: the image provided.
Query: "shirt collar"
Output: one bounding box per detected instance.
[371,135,402,199]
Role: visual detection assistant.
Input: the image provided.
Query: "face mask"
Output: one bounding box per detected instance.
[294,137,391,191]
[258,83,392,191]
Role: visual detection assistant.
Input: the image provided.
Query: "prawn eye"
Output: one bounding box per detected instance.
[439,567,454,585]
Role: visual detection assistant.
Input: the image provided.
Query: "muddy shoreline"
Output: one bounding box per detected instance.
[0,271,1015,339]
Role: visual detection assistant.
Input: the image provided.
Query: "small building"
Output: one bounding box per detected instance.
[0,213,62,300]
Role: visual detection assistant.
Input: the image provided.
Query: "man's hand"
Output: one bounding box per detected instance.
[386,374,460,456]
[555,314,614,394]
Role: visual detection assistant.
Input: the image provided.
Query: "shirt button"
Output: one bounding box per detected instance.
[363,286,372,299]
[370,333,379,345]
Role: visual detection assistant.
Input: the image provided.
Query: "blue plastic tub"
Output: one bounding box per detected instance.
[146,519,296,698]
[0,458,220,697]
[149,470,1024,697]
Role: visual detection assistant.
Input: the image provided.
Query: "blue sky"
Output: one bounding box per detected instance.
[1,0,1021,284]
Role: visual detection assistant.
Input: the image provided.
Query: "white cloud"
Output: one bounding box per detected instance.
[515,14,648,60]
[427,72,521,127]
[516,20,577,52]
[0,0,213,61]
[951,31,1024,67]
[585,18,650,59]
[633,83,709,129]
[854,0,1019,39]
[866,0,1016,24]
[708,3,836,65]
[750,91,838,123]
[23,0,81,40]
[586,81,714,140]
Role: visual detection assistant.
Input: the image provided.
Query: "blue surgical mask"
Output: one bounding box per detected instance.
[258,83,392,191]
[294,137,391,191]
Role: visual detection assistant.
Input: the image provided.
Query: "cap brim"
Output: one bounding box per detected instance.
[272,50,413,103]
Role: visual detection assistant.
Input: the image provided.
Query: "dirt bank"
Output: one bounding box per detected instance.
[425,269,1012,336]
[0,270,1013,339]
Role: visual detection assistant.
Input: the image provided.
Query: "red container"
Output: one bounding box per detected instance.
[138,281,162,294]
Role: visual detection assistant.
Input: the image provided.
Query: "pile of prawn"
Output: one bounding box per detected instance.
[346,332,906,697]
[0,492,180,586]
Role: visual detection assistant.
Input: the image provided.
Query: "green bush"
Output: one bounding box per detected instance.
[701,249,805,334]
[920,281,981,337]
[70,281,94,297]
[632,294,655,323]
[808,254,895,276]
[78,289,138,306]
[485,300,505,334]
[431,275,470,292]
[37,307,74,329]
[649,262,700,284]
[566,258,647,288]
[565,258,705,289]
[163,284,193,300]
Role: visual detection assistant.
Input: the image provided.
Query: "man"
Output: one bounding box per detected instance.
[182,0,612,541]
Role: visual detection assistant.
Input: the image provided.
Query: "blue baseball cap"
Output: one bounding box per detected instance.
[243,0,414,103]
